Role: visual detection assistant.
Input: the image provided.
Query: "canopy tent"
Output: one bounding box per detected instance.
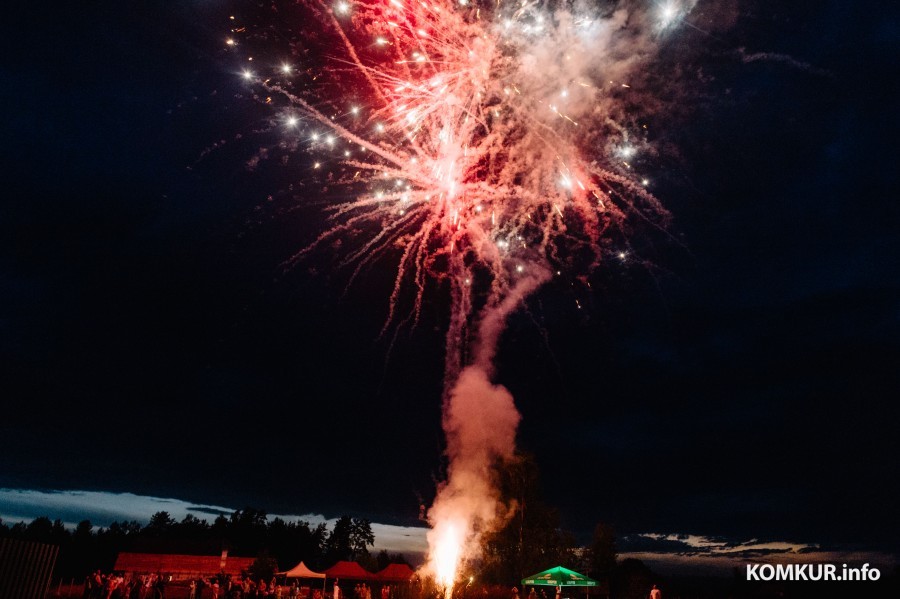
[279,561,327,595]
[521,566,598,587]
[324,561,373,580]
[374,563,415,582]
[280,561,326,579]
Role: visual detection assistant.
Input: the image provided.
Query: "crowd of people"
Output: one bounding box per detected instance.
[81,571,168,599]
[80,572,401,599]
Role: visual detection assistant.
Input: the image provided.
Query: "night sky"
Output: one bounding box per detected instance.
[2,0,898,571]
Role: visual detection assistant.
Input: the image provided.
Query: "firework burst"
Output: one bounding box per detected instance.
[233,0,687,595]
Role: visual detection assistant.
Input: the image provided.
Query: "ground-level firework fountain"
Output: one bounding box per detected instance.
[233,0,688,595]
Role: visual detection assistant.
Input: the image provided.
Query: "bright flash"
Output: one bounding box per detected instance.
[431,522,463,593]
[659,2,679,26]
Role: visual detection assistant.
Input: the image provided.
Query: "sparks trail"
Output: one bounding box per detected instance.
[233,0,686,595]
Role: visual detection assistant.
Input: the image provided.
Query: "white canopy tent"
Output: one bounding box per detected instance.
[280,562,326,579]
[279,561,327,595]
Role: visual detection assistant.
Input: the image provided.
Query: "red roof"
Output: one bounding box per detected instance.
[324,561,373,580]
[375,563,415,582]
[114,553,255,577]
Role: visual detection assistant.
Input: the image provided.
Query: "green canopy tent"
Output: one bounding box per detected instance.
[521,567,598,599]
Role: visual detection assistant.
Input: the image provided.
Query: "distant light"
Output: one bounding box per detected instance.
[281,64,292,74]
[516,265,524,273]
[286,116,298,127]
[314,162,321,169]
[351,106,360,115]
[242,70,253,80]
[335,2,350,15]
[226,38,235,46]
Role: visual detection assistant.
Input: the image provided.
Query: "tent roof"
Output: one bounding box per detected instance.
[324,561,373,580]
[374,563,415,582]
[279,561,326,579]
[521,566,598,587]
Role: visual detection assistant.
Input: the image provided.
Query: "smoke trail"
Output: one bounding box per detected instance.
[425,268,549,594]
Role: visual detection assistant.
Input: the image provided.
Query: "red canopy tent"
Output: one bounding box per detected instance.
[374,564,415,583]
[324,561,373,580]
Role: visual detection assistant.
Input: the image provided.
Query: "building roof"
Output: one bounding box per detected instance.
[114,552,255,577]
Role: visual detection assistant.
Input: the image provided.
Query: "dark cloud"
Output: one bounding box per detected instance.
[187,507,232,517]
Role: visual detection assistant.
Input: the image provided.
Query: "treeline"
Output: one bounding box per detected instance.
[0,509,409,581]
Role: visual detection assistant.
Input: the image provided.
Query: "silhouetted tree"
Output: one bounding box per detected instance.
[249,551,280,581]
[0,507,380,582]
[229,507,269,555]
[25,516,55,542]
[375,550,410,571]
[146,511,176,536]
[480,453,576,585]
[610,558,655,599]
[325,516,374,563]
[350,518,375,560]
[586,522,616,581]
